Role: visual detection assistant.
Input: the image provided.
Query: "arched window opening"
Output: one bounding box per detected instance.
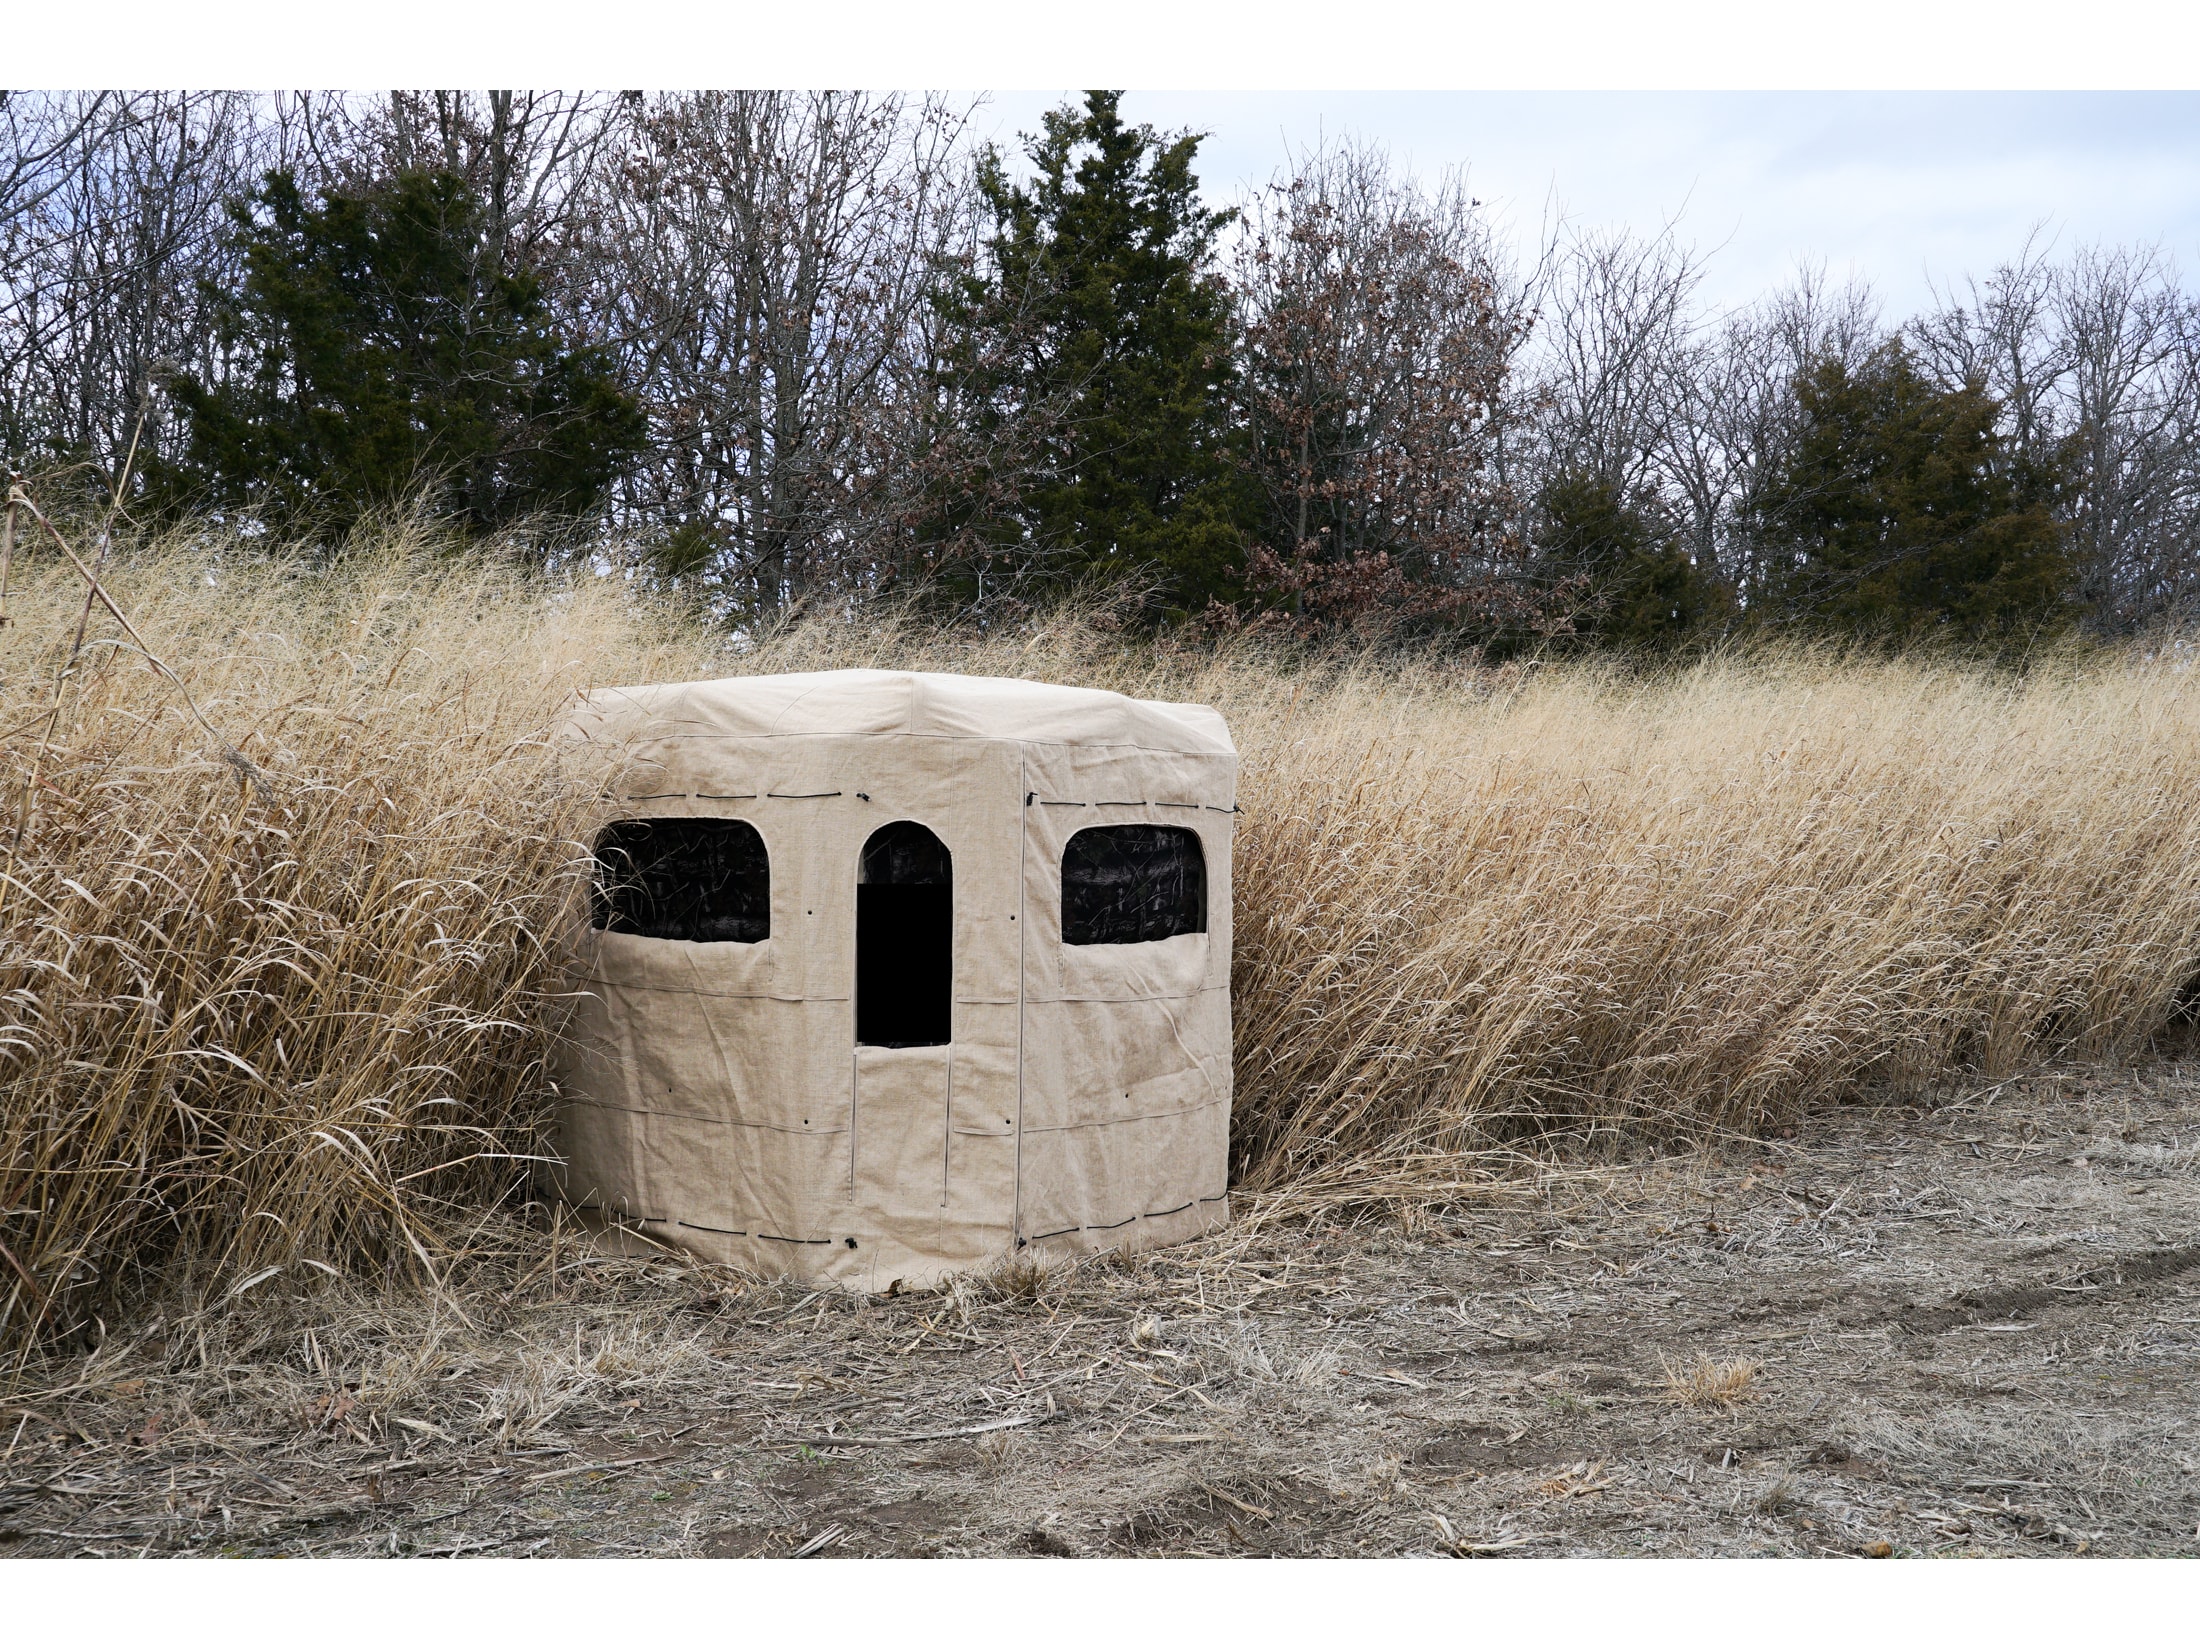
[857,820,952,1047]
[592,817,771,943]
[1062,825,1207,946]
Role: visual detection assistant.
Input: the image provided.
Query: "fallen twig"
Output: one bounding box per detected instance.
[777,1412,1058,1450]
[524,1452,671,1485]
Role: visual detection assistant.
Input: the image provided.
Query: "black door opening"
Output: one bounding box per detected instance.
[856,820,952,1047]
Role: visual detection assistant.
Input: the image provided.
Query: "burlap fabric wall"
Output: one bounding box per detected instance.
[552,670,1234,1290]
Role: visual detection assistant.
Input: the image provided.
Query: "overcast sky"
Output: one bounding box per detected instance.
[976,92,2200,321]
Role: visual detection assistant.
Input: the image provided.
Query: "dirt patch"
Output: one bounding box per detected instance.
[857,1493,959,1533]
[5,1059,2200,1557]
[699,1523,802,1558]
[765,1459,848,1499]
[1412,1428,1573,1474]
[1896,1241,2200,1334]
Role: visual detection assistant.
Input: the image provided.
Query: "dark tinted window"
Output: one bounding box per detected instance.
[1062,825,1206,946]
[592,818,770,943]
[857,820,952,1047]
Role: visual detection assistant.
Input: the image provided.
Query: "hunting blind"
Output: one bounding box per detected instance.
[552,670,1236,1290]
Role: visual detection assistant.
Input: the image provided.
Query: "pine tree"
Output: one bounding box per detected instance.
[162,169,642,538]
[930,92,1246,614]
[1538,471,1731,650]
[1754,342,2073,641]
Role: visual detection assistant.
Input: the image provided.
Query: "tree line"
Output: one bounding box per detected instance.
[5,88,2199,648]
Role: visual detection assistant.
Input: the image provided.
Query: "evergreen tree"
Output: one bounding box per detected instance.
[1753,342,2073,641]
[162,169,641,537]
[930,92,1246,614]
[1538,471,1731,650]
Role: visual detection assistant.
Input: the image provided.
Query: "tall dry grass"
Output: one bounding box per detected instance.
[0,525,721,1355]
[6,518,2200,1353]
[1221,650,2200,1200]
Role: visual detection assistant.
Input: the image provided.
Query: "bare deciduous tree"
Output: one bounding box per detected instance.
[1917,238,2200,628]
[1661,266,1882,597]
[577,91,981,610]
[1523,223,1705,506]
[0,92,268,496]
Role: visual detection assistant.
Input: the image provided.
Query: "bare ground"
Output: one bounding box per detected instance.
[7,1060,2200,1559]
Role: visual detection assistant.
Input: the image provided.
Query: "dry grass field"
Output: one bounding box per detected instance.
[4,520,2200,1556]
